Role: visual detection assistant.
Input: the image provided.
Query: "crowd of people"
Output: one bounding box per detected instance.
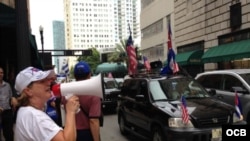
[0,61,102,141]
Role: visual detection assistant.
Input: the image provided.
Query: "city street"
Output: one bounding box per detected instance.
[101,111,147,141]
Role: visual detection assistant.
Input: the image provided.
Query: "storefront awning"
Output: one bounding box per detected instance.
[175,50,203,65]
[0,3,16,27]
[30,34,43,69]
[202,40,250,63]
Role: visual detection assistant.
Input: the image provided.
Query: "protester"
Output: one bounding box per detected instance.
[63,61,102,141]
[0,66,18,141]
[14,66,80,141]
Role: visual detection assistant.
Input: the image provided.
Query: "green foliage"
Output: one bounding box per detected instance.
[77,47,101,74]
[108,39,128,63]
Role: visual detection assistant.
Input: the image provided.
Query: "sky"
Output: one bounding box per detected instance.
[29,0,64,50]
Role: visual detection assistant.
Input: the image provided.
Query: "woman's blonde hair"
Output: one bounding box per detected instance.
[17,92,29,106]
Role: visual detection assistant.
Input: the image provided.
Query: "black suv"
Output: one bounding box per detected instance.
[102,77,121,112]
[117,73,245,141]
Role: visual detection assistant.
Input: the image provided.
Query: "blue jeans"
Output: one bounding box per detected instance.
[77,129,93,141]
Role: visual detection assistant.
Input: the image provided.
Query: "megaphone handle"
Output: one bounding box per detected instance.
[65,94,80,113]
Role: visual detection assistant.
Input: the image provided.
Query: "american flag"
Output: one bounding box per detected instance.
[181,96,189,124]
[235,92,243,120]
[126,29,137,75]
[160,23,179,75]
[143,56,151,71]
[108,72,113,78]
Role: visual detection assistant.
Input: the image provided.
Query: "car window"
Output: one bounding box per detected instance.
[197,74,222,89]
[104,78,118,89]
[239,73,250,86]
[149,81,167,100]
[121,79,139,98]
[222,74,245,92]
[150,78,209,101]
[139,80,148,96]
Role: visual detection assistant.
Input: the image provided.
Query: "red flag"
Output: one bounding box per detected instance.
[143,56,151,71]
[181,96,189,124]
[167,23,172,49]
[126,33,137,75]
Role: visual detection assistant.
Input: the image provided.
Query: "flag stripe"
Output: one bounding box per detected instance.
[181,96,189,124]
[61,60,69,75]
[143,56,151,71]
[160,22,179,75]
[126,33,137,75]
[235,92,243,119]
[167,23,172,49]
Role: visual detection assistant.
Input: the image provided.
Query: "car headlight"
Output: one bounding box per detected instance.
[233,113,244,123]
[168,118,194,128]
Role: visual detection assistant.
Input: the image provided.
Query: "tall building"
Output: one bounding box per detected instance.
[52,20,66,73]
[1,0,44,77]
[63,0,141,67]
[174,0,250,73]
[117,0,141,46]
[140,0,174,62]
[141,0,250,77]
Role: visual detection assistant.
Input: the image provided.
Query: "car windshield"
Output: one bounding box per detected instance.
[104,78,118,89]
[149,77,210,101]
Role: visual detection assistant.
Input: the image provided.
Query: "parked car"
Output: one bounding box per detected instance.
[115,78,124,87]
[102,77,121,112]
[117,73,245,141]
[195,69,250,124]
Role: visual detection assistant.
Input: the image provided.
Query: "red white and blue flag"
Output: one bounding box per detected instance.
[181,96,189,124]
[126,29,137,75]
[160,23,179,75]
[108,72,113,78]
[235,92,243,120]
[143,56,151,71]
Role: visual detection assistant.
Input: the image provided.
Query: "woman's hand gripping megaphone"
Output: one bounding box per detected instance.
[65,94,80,113]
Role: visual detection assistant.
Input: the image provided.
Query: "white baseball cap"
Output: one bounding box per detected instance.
[15,66,55,94]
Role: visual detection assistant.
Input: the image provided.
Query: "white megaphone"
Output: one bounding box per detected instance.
[52,73,104,98]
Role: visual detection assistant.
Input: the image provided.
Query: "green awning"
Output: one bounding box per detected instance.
[202,40,250,63]
[0,3,16,27]
[175,50,203,65]
[29,34,43,69]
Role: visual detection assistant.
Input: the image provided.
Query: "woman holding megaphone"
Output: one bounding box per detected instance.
[14,66,80,141]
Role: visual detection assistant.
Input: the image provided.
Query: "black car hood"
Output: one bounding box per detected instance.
[154,98,234,119]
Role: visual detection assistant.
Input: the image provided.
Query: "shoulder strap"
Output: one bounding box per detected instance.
[80,106,89,117]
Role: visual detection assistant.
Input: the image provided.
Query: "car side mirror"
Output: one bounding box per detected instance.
[208,89,216,96]
[118,82,123,89]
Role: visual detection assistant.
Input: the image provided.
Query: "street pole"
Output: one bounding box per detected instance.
[39,25,44,69]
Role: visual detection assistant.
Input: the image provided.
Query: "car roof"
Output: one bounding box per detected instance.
[196,69,250,77]
[126,74,191,82]
[104,77,116,81]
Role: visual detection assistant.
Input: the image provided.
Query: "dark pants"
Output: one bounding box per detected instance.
[1,109,14,141]
[77,129,93,141]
